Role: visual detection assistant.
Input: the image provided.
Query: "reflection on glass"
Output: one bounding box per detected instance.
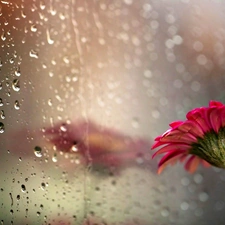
[1,0,225,224]
[43,119,151,175]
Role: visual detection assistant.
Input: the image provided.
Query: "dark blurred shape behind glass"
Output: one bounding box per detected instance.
[1,0,225,224]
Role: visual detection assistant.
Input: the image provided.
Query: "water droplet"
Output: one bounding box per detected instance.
[0,99,3,106]
[46,29,54,45]
[1,31,6,41]
[34,146,42,157]
[193,173,203,184]
[75,158,81,164]
[49,71,54,77]
[0,110,5,119]
[39,1,46,10]
[59,13,65,20]
[29,50,39,59]
[13,51,17,58]
[10,209,13,215]
[161,207,170,217]
[180,201,189,210]
[41,182,46,190]
[49,3,56,15]
[63,56,69,64]
[60,124,67,132]
[9,58,14,64]
[52,153,58,162]
[1,1,10,4]
[14,100,20,110]
[12,79,20,92]
[30,24,37,32]
[21,184,26,192]
[37,211,41,216]
[199,192,209,202]
[16,195,20,200]
[21,10,26,18]
[181,177,190,186]
[71,144,78,152]
[47,98,52,106]
[0,122,4,133]
[15,66,21,76]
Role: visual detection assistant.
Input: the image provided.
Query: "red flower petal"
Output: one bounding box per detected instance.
[184,155,200,173]
[208,107,221,133]
[186,108,210,133]
[177,120,204,138]
[209,100,224,107]
[219,107,225,128]
[152,143,190,158]
[160,131,197,143]
[158,149,187,168]
[169,121,183,128]
[161,128,180,138]
[157,153,187,174]
[152,100,224,174]
[152,130,196,149]
[201,159,211,168]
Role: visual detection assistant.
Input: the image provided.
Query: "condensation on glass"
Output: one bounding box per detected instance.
[1,0,225,224]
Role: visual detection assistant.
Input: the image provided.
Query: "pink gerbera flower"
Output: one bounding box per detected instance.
[151,100,225,174]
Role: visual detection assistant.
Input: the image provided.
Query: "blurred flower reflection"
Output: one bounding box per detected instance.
[43,120,151,174]
[81,217,142,225]
[48,216,144,225]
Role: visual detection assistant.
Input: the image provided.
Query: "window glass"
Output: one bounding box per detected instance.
[1,0,225,224]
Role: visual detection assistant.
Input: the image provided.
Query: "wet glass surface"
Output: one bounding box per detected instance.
[1,0,225,224]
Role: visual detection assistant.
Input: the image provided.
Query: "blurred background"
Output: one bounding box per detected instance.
[1,0,225,224]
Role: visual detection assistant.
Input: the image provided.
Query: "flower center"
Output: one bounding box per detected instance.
[190,127,225,168]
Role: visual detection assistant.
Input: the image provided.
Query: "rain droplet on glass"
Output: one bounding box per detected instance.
[60,124,67,132]
[34,146,42,157]
[0,110,5,119]
[15,66,21,76]
[0,99,3,106]
[39,1,46,10]
[14,100,20,110]
[0,122,5,133]
[71,144,78,152]
[46,29,54,45]
[30,24,37,32]
[52,153,57,162]
[1,31,6,41]
[29,49,39,59]
[41,182,46,190]
[21,184,26,192]
[47,99,52,106]
[12,79,20,92]
[9,57,14,64]
[1,1,10,4]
